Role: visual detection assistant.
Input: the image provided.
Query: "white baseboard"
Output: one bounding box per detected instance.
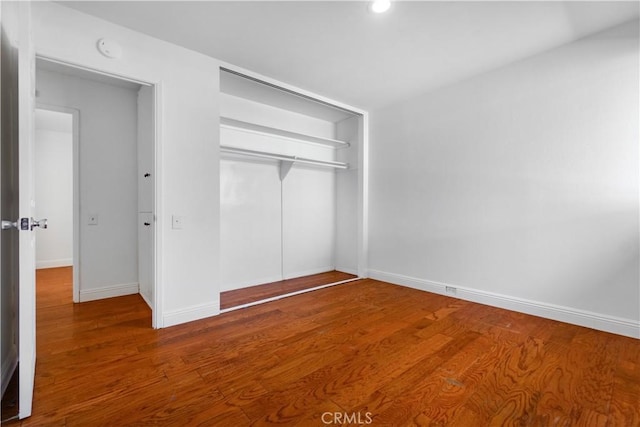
[36,258,72,269]
[1,346,17,398]
[139,291,153,310]
[283,265,335,280]
[79,282,139,302]
[163,301,220,328]
[368,269,640,339]
[335,266,358,276]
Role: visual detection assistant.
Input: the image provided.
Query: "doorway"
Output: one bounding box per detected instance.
[34,108,75,300]
[34,58,156,319]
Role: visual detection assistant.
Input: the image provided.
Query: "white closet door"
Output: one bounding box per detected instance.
[138,212,154,307]
[220,158,282,291]
[137,86,154,213]
[282,166,336,279]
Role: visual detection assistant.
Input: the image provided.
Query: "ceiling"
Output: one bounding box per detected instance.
[57,1,639,111]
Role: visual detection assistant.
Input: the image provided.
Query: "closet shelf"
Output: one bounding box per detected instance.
[220,117,350,149]
[220,145,349,169]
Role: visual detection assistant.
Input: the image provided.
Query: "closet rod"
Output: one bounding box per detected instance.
[220,146,349,169]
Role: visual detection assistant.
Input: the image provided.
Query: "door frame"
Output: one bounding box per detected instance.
[34,104,80,302]
[34,55,163,329]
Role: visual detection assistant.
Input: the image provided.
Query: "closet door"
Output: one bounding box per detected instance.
[138,212,153,305]
[220,158,282,291]
[282,166,336,279]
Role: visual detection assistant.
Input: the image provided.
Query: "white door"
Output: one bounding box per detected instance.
[1,0,36,418]
[15,1,37,419]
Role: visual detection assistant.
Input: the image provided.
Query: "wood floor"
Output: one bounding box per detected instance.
[220,270,358,310]
[6,267,640,426]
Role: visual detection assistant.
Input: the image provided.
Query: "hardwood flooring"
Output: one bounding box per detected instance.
[220,270,358,310]
[5,267,640,426]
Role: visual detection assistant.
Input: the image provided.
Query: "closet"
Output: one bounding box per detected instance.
[219,68,364,308]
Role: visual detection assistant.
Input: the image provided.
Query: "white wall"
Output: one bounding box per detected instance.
[36,69,140,300]
[32,1,221,326]
[34,109,73,269]
[369,20,640,337]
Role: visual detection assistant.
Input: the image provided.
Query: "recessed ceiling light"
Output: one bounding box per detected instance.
[370,0,391,14]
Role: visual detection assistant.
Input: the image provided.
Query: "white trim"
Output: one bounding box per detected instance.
[35,258,72,269]
[37,56,152,88]
[79,282,139,302]
[152,82,162,329]
[218,62,367,116]
[1,346,17,398]
[163,301,220,328]
[358,113,369,279]
[220,277,361,314]
[335,267,358,276]
[139,290,153,310]
[369,269,640,339]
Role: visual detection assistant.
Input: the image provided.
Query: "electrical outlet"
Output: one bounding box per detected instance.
[445,286,457,295]
[88,214,99,225]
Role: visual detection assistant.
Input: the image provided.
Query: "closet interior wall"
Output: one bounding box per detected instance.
[219,70,360,293]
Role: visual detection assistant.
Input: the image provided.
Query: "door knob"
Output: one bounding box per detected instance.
[1,220,18,230]
[1,218,47,231]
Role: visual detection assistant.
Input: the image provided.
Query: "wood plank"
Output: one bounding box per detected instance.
[220,270,357,309]
[5,267,640,426]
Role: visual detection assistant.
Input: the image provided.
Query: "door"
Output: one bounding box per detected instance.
[0,1,38,418]
[18,1,36,418]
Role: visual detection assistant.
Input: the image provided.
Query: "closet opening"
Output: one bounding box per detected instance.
[219,68,364,311]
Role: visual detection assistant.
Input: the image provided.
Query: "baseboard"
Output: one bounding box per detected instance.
[139,291,153,310]
[163,301,220,328]
[1,346,17,398]
[283,265,335,280]
[368,269,640,339]
[36,258,72,269]
[335,266,358,276]
[79,282,139,302]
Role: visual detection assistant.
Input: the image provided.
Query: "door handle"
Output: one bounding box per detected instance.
[1,220,18,230]
[2,218,48,231]
[31,218,48,230]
